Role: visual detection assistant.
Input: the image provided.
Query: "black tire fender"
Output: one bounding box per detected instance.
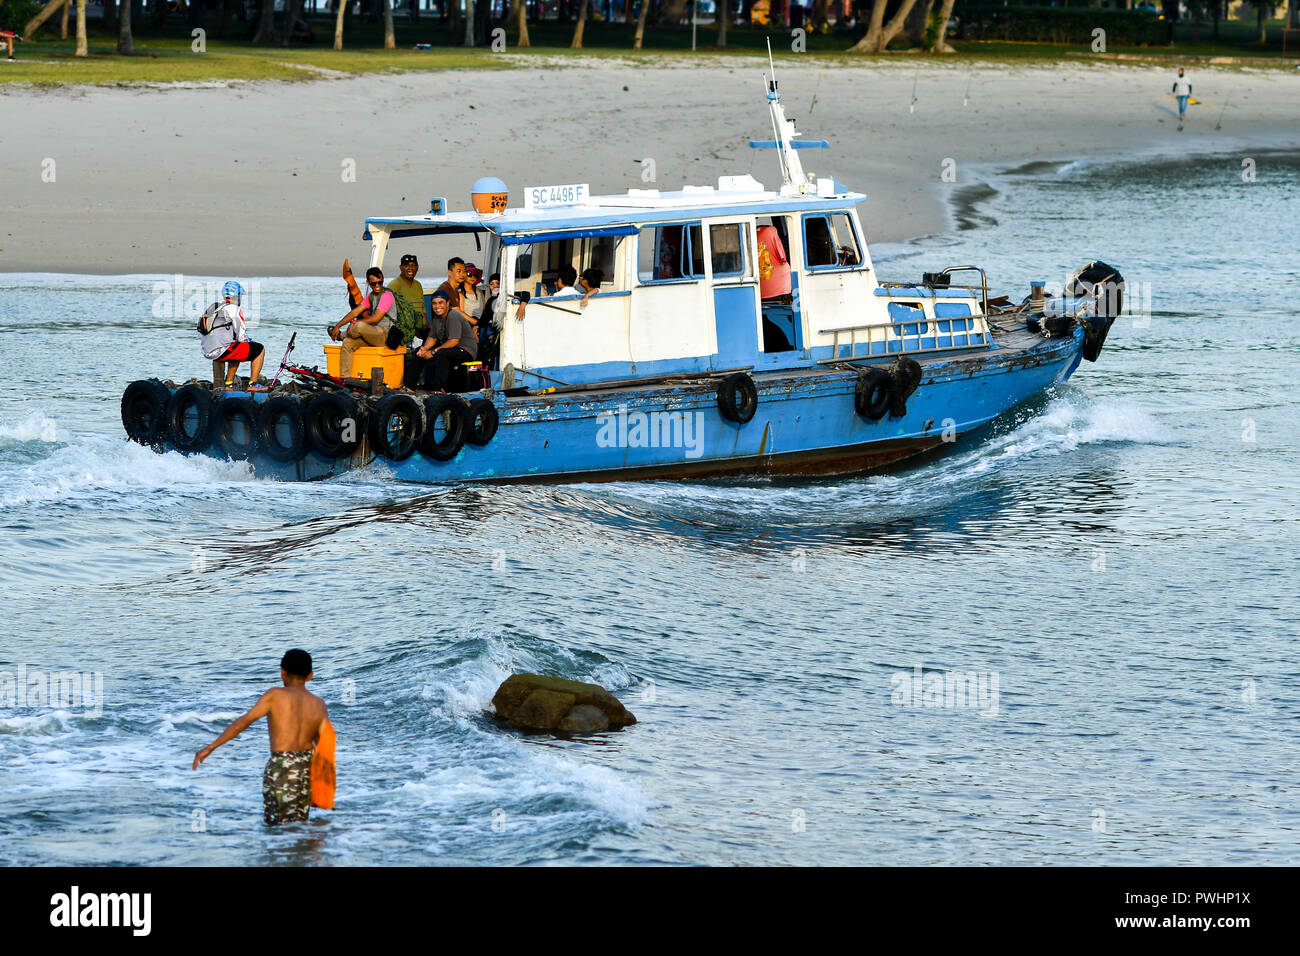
[421,394,467,462]
[121,379,172,445]
[716,372,758,424]
[888,357,923,418]
[214,396,260,460]
[164,383,214,452]
[257,395,307,463]
[854,368,893,421]
[369,393,424,462]
[464,397,499,446]
[305,392,362,459]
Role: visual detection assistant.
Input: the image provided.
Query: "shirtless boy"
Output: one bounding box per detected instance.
[192,649,329,826]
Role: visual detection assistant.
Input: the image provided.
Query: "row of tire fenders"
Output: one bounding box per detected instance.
[121,360,922,466]
[120,379,498,464]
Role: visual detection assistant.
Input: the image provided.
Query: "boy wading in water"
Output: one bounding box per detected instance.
[192,649,329,825]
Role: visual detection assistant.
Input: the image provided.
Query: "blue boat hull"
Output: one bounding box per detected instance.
[201,325,1085,484]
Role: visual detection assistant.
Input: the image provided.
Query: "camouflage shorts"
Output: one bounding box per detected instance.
[262,750,313,825]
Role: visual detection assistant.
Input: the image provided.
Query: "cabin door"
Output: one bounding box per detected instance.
[707,220,760,370]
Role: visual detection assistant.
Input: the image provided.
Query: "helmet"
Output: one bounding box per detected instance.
[222,280,242,301]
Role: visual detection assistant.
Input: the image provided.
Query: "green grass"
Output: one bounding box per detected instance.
[3,17,1295,87]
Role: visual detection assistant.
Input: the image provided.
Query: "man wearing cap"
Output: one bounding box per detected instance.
[388,254,427,346]
[408,288,478,391]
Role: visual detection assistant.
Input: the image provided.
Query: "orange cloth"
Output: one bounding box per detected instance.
[757,225,791,300]
[310,718,336,810]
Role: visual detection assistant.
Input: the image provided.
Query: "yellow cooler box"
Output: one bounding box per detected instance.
[323,344,406,385]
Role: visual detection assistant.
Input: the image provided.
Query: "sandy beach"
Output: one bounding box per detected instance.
[2,57,1297,274]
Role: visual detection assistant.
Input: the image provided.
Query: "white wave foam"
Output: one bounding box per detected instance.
[0,711,71,735]
[0,412,61,443]
[157,710,243,734]
[1,436,253,509]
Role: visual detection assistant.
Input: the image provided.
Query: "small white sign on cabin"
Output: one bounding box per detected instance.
[524,183,590,210]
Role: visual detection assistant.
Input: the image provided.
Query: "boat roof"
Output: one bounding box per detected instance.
[362,176,867,241]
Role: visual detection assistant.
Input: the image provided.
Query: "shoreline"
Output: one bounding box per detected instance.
[2,61,1298,276]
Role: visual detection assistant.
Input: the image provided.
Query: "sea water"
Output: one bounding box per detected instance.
[1,152,1297,865]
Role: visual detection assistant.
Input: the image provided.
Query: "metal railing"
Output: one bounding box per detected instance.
[816,314,993,365]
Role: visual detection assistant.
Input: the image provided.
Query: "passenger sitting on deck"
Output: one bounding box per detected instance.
[407,289,478,392]
[435,257,475,326]
[389,255,425,323]
[577,268,604,307]
[551,265,581,298]
[463,263,486,318]
[201,281,266,389]
[330,267,395,378]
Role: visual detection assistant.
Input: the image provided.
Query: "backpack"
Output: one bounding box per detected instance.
[198,301,238,360]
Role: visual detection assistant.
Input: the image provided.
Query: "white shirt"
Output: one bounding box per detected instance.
[551,285,580,298]
[1173,75,1191,97]
[217,302,248,342]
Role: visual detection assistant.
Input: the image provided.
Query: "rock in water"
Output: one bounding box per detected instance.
[557,704,611,733]
[492,673,637,733]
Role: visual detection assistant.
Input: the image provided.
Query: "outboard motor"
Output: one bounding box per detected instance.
[1065,261,1125,362]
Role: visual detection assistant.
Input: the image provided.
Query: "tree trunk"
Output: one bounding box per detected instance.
[571,0,587,45]
[25,0,70,39]
[633,0,648,45]
[513,0,531,45]
[1256,1,1266,43]
[61,0,69,39]
[74,0,86,55]
[384,0,396,47]
[657,0,686,24]
[931,0,956,51]
[847,0,886,52]
[283,0,304,46]
[119,0,134,52]
[811,0,829,30]
[717,0,727,46]
[877,0,920,49]
[334,0,346,49]
[463,0,475,45]
[905,0,930,44]
[253,0,276,43]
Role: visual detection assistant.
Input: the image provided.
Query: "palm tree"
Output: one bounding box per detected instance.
[929,0,956,52]
[571,0,588,46]
[334,0,346,50]
[509,0,530,46]
[633,0,649,47]
[716,0,727,47]
[384,0,396,48]
[119,0,133,53]
[24,0,70,40]
[464,0,475,46]
[74,0,85,55]
[283,0,304,47]
[252,0,275,44]
[848,0,921,52]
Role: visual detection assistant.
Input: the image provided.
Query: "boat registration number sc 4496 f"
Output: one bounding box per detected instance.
[524,183,590,209]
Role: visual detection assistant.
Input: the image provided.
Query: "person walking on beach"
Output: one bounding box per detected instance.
[1172,68,1192,126]
[191,649,329,826]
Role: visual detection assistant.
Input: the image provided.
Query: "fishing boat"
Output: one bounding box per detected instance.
[120,64,1124,484]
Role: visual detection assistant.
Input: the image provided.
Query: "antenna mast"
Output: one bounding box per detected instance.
[763,38,813,196]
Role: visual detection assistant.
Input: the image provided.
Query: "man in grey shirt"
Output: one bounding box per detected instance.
[411,288,478,391]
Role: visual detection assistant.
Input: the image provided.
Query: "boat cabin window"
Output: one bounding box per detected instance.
[709,223,746,278]
[803,212,862,270]
[513,234,625,297]
[637,222,704,283]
